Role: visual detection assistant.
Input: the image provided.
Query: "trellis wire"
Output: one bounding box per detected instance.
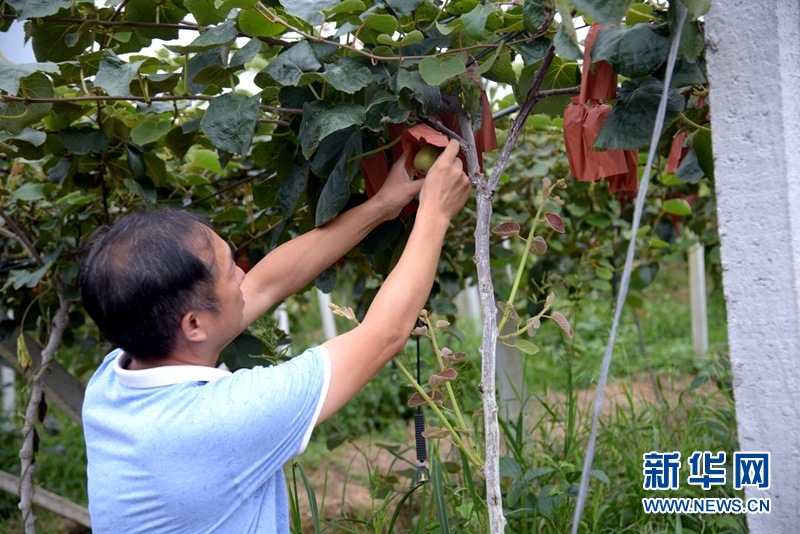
[570,4,689,532]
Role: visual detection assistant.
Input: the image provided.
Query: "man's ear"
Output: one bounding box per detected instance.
[180,310,209,343]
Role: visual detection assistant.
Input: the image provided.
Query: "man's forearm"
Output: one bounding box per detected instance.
[360,208,449,337]
[239,198,390,324]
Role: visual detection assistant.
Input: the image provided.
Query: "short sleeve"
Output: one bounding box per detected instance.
[176,346,330,497]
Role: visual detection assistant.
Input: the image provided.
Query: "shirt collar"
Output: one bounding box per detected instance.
[113,351,231,389]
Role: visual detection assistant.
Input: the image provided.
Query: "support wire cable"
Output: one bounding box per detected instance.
[569,4,689,532]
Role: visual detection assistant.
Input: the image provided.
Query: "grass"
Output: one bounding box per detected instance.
[289,260,742,532]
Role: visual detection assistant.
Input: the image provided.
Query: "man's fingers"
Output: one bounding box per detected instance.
[440,139,461,161]
[407,179,424,195]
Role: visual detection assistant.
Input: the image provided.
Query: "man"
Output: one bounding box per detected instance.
[81,140,470,532]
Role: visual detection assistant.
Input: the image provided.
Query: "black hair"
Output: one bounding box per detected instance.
[80,209,220,363]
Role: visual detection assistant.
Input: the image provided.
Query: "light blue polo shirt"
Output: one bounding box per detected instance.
[83,346,330,533]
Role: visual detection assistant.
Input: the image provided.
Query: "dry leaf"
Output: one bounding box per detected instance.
[422,428,450,439]
[530,235,547,255]
[545,212,565,233]
[497,301,520,324]
[551,311,574,337]
[491,221,521,237]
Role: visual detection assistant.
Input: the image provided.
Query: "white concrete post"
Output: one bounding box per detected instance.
[316,289,338,340]
[1,364,14,429]
[688,243,708,357]
[276,304,290,335]
[496,240,526,420]
[706,2,800,531]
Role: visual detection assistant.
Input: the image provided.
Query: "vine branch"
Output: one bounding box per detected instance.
[0,13,290,46]
[487,44,556,190]
[18,288,69,534]
[0,208,45,268]
[0,94,302,115]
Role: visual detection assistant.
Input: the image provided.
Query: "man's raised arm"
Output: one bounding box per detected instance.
[238,155,422,328]
[318,140,470,423]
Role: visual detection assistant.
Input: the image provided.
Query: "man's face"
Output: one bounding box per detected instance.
[207,230,246,347]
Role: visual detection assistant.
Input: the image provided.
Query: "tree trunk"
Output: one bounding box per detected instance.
[474,185,506,533]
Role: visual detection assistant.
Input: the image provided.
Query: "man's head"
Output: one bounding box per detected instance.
[81,209,236,364]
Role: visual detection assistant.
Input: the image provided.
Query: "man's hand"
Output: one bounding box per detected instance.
[418,140,471,222]
[318,139,471,424]
[371,153,424,220]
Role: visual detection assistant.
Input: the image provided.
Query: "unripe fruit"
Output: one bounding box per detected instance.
[413,144,443,172]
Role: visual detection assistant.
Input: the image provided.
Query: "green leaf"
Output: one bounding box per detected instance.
[593,77,684,150]
[201,93,261,155]
[230,38,261,68]
[675,149,704,183]
[0,60,59,94]
[59,126,110,155]
[94,50,145,97]
[316,64,373,94]
[298,101,366,159]
[277,161,310,218]
[221,332,268,370]
[626,3,653,24]
[666,57,707,88]
[365,90,409,131]
[0,128,46,146]
[165,20,238,54]
[519,57,578,118]
[514,339,540,355]
[514,37,550,65]
[187,146,224,174]
[314,264,337,293]
[592,24,670,79]
[279,0,339,25]
[672,4,705,60]
[0,72,52,134]
[184,0,227,25]
[692,128,713,179]
[385,0,423,16]
[125,0,187,41]
[127,145,146,181]
[419,56,466,86]
[395,69,442,115]
[662,198,691,216]
[131,120,172,146]
[191,64,230,85]
[7,0,69,19]
[316,128,361,225]
[25,11,94,62]
[47,157,73,184]
[681,0,711,19]
[322,0,365,16]
[11,182,45,201]
[216,0,258,9]
[553,20,582,60]
[523,0,548,33]
[462,4,499,40]
[363,13,397,34]
[586,212,611,229]
[239,8,286,38]
[264,41,322,86]
[5,262,52,290]
[571,0,628,25]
